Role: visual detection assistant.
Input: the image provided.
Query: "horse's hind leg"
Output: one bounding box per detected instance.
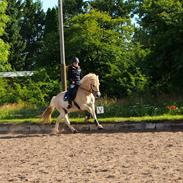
[64,114,78,133]
[53,114,63,134]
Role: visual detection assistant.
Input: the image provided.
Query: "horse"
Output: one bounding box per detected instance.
[42,73,104,133]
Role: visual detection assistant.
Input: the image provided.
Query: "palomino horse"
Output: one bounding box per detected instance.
[42,73,104,133]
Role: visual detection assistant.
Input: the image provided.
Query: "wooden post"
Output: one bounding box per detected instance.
[58,0,67,90]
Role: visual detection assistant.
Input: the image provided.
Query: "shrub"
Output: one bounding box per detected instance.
[0,69,60,105]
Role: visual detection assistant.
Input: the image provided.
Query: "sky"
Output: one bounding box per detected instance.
[41,0,58,11]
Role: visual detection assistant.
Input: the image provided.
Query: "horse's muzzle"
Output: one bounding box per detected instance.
[96,91,101,98]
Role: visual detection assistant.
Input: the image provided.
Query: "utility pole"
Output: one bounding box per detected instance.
[58,0,67,91]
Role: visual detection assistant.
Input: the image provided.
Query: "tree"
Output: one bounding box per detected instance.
[0,0,10,71]
[136,0,183,93]
[3,0,26,71]
[20,0,45,70]
[65,10,147,96]
[37,8,60,80]
[90,0,136,18]
[63,0,88,20]
[36,5,148,98]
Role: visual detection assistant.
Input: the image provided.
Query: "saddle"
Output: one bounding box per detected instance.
[63,87,81,110]
[63,84,77,101]
[64,85,76,101]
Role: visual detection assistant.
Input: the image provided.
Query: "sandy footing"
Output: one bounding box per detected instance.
[0,132,183,183]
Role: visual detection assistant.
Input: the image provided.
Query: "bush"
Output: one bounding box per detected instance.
[0,69,60,105]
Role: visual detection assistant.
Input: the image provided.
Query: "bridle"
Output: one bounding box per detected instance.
[80,83,100,95]
[91,84,100,94]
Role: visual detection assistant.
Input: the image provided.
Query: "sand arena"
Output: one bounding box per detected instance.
[0,132,183,183]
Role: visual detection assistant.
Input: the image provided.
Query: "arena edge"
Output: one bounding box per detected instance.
[0,120,183,134]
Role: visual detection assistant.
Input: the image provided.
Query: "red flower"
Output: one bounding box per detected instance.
[166,105,177,110]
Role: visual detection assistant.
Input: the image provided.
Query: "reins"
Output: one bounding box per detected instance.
[79,85,100,96]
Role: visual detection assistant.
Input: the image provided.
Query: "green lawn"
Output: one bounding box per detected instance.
[1,114,183,124]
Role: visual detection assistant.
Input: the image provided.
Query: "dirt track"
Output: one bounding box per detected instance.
[0,132,183,183]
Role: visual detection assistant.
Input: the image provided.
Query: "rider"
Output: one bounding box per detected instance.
[65,57,82,109]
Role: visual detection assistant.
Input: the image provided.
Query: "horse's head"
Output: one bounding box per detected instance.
[80,73,101,98]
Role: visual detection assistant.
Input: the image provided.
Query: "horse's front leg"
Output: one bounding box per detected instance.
[93,111,103,130]
[64,114,78,133]
[84,104,103,130]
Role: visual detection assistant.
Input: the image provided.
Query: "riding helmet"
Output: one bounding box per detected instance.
[72,57,80,63]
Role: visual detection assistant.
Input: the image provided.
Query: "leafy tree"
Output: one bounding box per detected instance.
[37,8,60,80]
[65,10,147,96]
[20,0,45,70]
[90,0,136,18]
[36,7,147,97]
[0,0,10,71]
[3,0,26,71]
[63,0,88,20]
[136,0,183,93]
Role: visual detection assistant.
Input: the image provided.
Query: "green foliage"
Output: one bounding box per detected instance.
[37,8,60,79]
[20,0,45,70]
[94,94,183,117]
[0,69,60,105]
[3,0,183,110]
[136,0,183,93]
[0,0,9,36]
[38,7,148,98]
[0,103,43,119]
[90,0,136,18]
[0,79,9,102]
[63,0,88,20]
[0,0,10,71]
[1,95,183,120]
[3,0,26,70]
[2,0,45,71]
[65,10,147,96]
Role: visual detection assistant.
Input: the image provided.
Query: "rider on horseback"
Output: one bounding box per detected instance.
[64,57,82,109]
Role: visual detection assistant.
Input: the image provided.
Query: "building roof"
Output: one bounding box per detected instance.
[0,71,34,78]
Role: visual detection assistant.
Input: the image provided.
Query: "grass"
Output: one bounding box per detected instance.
[1,95,183,124]
[1,114,183,124]
[0,103,43,119]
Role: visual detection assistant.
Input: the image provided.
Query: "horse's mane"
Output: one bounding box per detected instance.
[80,73,98,84]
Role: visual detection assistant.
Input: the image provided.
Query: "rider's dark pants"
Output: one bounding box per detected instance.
[68,84,79,101]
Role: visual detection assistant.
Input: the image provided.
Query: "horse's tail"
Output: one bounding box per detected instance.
[41,96,55,123]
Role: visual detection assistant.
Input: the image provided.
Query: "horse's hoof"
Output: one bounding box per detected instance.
[51,131,59,135]
[72,129,79,133]
[97,124,104,130]
[84,119,89,123]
